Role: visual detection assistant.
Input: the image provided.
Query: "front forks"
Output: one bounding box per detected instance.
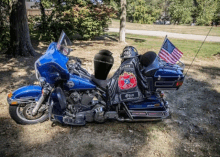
[32,87,50,116]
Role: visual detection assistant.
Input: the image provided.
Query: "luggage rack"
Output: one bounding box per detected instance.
[157,56,185,71]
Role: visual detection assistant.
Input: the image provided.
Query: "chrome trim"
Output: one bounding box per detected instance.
[158,75,161,80]
[128,108,169,118]
[122,102,133,120]
[7,97,37,104]
[32,94,47,116]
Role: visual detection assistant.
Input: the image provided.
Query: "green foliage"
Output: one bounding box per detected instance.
[30,0,115,41]
[168,0,194,24]
[195,0,217,26]
[127,0,162,24]
[213,1,220,24]
[110,0,220,25]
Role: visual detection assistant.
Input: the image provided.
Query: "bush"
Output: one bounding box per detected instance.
[29,0,116,41]
[168,0,193,25]
[130,0,161,24]
[195,0,217,26]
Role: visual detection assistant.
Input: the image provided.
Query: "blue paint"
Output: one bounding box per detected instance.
[64,74,96,90]
[12,85,42,99]
[35,42,70,85]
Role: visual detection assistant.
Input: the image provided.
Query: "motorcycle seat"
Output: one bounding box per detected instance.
[91,75,109,91]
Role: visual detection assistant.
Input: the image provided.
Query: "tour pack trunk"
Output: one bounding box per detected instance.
[142,56,185,91]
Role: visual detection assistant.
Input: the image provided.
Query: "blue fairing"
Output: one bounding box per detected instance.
[64,74,96,90]
[11,85,42,99]
[35,42,70,85]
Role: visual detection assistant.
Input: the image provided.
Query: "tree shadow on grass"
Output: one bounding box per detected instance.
[126,37,146,43]
[166,74,220,156]
[108,33,146,43]
[1,73,220,157]
[184,63,220,77]
[1,37,220,156]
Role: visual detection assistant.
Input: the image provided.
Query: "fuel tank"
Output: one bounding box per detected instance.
[63,74,96,90]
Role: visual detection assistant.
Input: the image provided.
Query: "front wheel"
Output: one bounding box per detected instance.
[9,103,49,125]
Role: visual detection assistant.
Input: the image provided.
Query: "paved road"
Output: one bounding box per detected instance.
[108,28,220,42]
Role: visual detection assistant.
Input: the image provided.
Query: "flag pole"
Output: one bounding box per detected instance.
[158,35,167,54]
[158,35,167,61]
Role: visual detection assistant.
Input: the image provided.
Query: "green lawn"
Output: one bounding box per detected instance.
[110,19,220,37]
[108,32,220,59]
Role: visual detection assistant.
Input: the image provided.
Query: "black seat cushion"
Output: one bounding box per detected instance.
[91,75,109,91]
[140,51,157,67]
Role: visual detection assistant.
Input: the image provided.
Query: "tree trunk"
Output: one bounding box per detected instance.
[119,0,126,42]
[7,0,35,56]
[39,1,46,33]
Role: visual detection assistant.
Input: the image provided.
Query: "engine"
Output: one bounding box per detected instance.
[63,90,106,124]
[66,90,96,113]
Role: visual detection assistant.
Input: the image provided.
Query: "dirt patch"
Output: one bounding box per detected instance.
[0,39,219,157]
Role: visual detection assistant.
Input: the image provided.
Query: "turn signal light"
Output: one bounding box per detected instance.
[11,101,18,105]
[8,92,12,98]
[176,81,183,87]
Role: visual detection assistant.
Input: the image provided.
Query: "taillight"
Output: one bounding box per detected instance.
[176,81,183,87]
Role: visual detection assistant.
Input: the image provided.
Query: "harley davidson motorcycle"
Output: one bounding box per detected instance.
[7,31,185,125]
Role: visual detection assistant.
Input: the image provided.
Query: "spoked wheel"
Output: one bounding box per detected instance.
[9,103,48,125]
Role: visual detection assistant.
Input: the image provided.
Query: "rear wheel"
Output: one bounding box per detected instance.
[9,103,48,125]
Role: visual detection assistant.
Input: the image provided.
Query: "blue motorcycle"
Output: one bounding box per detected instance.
[7,31,185,125]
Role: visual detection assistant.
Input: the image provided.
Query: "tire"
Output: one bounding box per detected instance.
[9,105,49,125]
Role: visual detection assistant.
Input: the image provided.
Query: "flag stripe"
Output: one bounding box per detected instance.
[159,50,175,64]
[159,39,183,64]
[160,49,172,62]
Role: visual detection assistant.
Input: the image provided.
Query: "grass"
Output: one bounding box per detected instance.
[110,19,220,37]
[108,32,220,59]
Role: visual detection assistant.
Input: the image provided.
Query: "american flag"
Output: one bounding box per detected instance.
[158,38,183,64]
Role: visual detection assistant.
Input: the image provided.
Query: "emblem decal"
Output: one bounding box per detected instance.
[118,72,137,90]
[67,81,75,88]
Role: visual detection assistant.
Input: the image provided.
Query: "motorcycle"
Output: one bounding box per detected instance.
[7,31,185,125]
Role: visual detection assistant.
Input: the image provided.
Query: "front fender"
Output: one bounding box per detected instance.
[8,85,42,105]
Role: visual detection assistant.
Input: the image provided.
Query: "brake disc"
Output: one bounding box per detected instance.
[23,103,44,120]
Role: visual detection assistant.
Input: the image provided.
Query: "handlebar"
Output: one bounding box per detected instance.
[68,57,91,78]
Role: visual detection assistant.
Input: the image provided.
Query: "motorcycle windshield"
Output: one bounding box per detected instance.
[57,31,73,56]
